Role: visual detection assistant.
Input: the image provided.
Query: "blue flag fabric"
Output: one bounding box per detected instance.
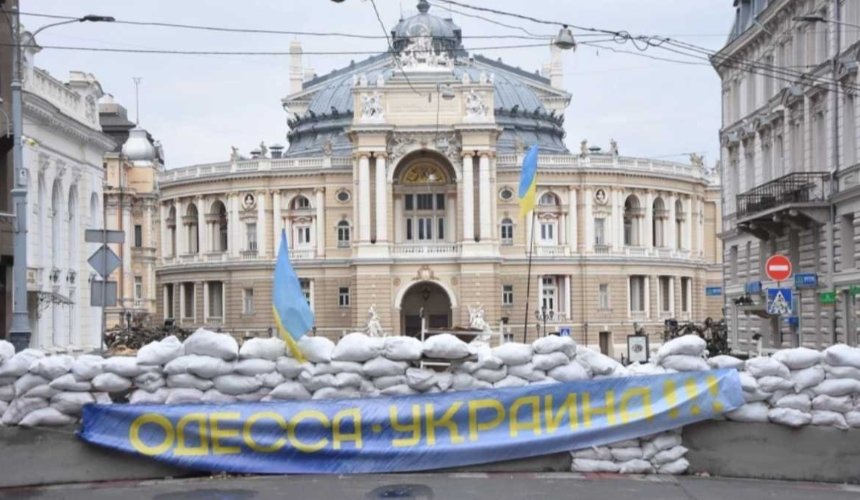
[273,230,314,361]
[78,369,743,474]
[518,144,539,217]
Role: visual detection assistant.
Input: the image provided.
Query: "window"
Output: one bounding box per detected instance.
[502,285,514,306]
[629,276,645,313]
[243,288,254,314]
[843,214,856,270]
[540,222,555,244]
[846,93,856,166]
[499,188,514,201]
[541,276,557,314]
[623,196,640,246]
[134,276,143,301]
[594,218,605,246]
[293,196,310,209]
[182,282,195,320]
[659,276,672,313]
[339,287,350,307]
[336,190,351,203]
[681,277,691,313]
[164,284,174,319]
[296,225,312,245]
[404,193,445,243]
[134,224,142,248]
[539,192,558,206]
[598,284,609,310]
[500,218,513,245]
[246,223,257,251]
[337,220,351,247]
[300,278,312,309]
[774,134,784,177]
[207,282,224,319]
[675,200,685,250]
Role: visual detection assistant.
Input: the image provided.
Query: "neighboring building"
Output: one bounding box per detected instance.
[715,0,860,354]
[100,96,163,328]
[156,1,721,354]
[22,37,114,349]
[0,0,17,340]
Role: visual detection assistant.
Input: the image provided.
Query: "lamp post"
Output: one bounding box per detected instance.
[7,9,114,350]
[535,305,554,337]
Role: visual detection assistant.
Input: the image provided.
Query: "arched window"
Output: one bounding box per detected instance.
[186,203,199,254]
[292,195,310,210]
[539,192,559,206]
[500,218,513,245]
[652,197,666,247]
[675,199,685,250]
[209,201,228,252]
[337,220,351,247]
[51,179,63,270]
[623,195,641,246]
[167,206,177,257]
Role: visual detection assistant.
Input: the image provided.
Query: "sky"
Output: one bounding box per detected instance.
[24,0,735,169]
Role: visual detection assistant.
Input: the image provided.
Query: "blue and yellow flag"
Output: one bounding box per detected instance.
[273,230,313,362]
[518,144,539,217]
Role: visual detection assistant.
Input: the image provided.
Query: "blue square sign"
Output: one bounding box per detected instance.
[559,326,571,337]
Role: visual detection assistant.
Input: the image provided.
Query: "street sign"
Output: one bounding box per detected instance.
[850,285,860,297]
[745,281,762,295]
[766,254,792,282]
[705,286,722,297]
[85,229,125,244]
[795,273,818,289]
[87,245,121,278]
[559,326,571,337]
[820,291,837,305]
[627,334,649,363]
[767,288,792,316]
[785,316,799,327]
[90,280,117,307]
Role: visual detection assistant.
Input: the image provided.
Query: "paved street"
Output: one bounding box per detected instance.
[2,473,859,500]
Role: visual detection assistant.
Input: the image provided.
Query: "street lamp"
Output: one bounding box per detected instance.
[7,10,115,350]
[535,305,554,337]
[553,25,577,51]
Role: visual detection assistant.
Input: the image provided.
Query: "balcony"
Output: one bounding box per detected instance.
[736,172,830,238]
[391,243,460,258]
[289,248,316,260]
[535,245,567,257]
[624,246,652,257]
[240,250,259,260]
[593,244,611,255]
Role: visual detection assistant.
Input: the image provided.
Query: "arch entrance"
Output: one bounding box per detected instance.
[399,281,452,336]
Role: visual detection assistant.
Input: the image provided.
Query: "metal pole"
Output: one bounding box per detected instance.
[100,229,107,353]
[829,0,840,344]
[522,209,536,343]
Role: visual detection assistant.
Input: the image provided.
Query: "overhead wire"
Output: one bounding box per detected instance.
[367,0,422,96]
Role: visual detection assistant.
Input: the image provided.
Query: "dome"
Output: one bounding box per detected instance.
[391,0,463,56]
[122,127,156,163]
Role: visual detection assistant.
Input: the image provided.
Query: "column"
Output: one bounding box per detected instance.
[177,199,187,255]
[564,275,571,320]
[584,188,593,252]
[644,276,651,318]
[257,191,267,257]
[122,205,133,301]
[375,155,388,243]
[559,213,566,246]
[446,194,456,243]
[358,154,371,242]
[197,196,207,254]
[568,187,577,252]
[685,196,693,251]
[315,188,325,257]
[669,276,675,316]
[272,191,281,251]
[160,204,168,258]
[229,195,240,257]
[612,189,624,251]
[462,154,475,241]
[667,193,677,250]
[478,153,491,241]
[698,199,705,257]
[644,191,653,248]
[393,194,403,243]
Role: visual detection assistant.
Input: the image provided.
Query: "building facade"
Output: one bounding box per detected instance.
[156,1,722,354]
[715,0,860,354]
[0,0,17,340]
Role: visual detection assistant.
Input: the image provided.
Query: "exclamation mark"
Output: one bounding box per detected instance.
[664,380,679,419]
[707,375,723,413]
[684,378,700,416]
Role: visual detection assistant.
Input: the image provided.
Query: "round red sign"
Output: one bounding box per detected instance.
[765,255,792,282]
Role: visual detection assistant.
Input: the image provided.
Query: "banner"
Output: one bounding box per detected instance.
[79,369,742,474]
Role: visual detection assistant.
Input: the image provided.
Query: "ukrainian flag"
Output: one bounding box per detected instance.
[273,230,313,362]
[518,144,539,217]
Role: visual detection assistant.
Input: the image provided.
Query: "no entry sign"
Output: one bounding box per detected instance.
[766,255,792,282]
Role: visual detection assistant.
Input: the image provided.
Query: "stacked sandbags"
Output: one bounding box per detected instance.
[161,328,246,404]
[653,335,709,372]
[571,430,688,474]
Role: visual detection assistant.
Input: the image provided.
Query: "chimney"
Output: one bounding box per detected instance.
[289,40,303,94]
[549,43,563,89]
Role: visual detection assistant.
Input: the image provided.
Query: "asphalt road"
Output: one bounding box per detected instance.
[2,473,859,500]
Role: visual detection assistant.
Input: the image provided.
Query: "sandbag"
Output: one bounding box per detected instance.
[234,359,276,376]
[548,363,589,382]
[773,347,822,370]
[757,375,795,393]
[0,340,14,363]
[657,458,689,475]
[186,355,234,379]
[0,384,13,402]
[383,336,423,361]
[435,373,453,391]
[791,365,825,392]
[298,336,335,363]
[24,385,59,399]
[363,357,408,378]
[15,373,49,396]
[572,459,619,473]
[49,374,92,392]
[576,347,620,375]
[258,371,286,388]
[459,347,503,373]
[746,357,790,378]
[201,389,238,404]
[846,410,860,428]
[165,388,203,404]
[19,407,75,427]
[269,381,312,400]
[618,459,653,474]
[235,388,270,402]
[0,349,44,377]
[494,375,528,389]
[571,446,612,461]
[660,355,709,372]
[94,392,111,405]
[532,335,576,357]
[315,361,364,375]
[508,363,547,382]
[71,355,104,381]
[2,397,48,425]
[310,387,359,400]
[103,356,147,378]
[374,375,407,390]
[379,384,418,397]
[405,368,437,392]
[768,407,812,427]
[276,357,307,378]
[652,446,687,465]
[129,388,169,405]
[650,433,683,451]
[608,439,640,449]
[823,364,860,380]
[183,328,239,360]
[167,373,214,391]
[655,335,706,359]
[532,352,569,371]
[707,355,744,370]
[137,335,184,366]
[299,373,337,392]
[492,343,533,366]
[134,372,165,392]
[29,355,73,380]
[811,410,849,429]
[92,373,132,393]
[50,392,94,416]
[824,344,860,369]
[812,394,853,413]
[610,447,643,462]
[775,393,811,412]
[214,374,263,395]
[473,366,507,384]
[739,372,759,392]
[451,373,479,391]
[331,332,383,362]
[627,363,668,376]
[239,337,286,361]
[423,334,473,360]
[812,378,860,397]
[743,388,772,403]
[333,372,364,389]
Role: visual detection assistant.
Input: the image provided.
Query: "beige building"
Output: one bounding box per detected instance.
[155,1,722,353]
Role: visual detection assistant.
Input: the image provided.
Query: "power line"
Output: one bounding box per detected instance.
[367,0,422,96]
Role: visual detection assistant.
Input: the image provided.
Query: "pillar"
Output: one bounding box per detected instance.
[272,191,281,252]
[462,154,475,242]
[685,196,694,252]
[668,193,677,251]
[229,194,240,257]
[564,274,571,320]
[612,189,624,251]
[568,187,577,252]
[257,191,267,257]
[315,188,325,257]
[358,154,371,242]
[177,199,187,255]
[375,155,388,243]
[160,203,168,258]
[478,153,491,241]
[197,196,207,254]
[584,188,593,252]
[644,191,653,248]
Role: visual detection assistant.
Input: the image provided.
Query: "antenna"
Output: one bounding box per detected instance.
[132,77,142,125]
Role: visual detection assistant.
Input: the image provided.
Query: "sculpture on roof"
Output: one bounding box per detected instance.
[366,304,384,337]
[580,140,589,159]
[397,23,454,71]
[609,138,619,158]
[360,92,385,122]
[230,146,239,162]
[322,139,333,157]
[689,152,704,168]
[259,141,268,158]
[468,303,493,344]
[464,89,488,121]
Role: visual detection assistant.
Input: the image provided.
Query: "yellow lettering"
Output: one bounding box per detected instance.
[544,394,578,433]
[509,396,542,437]
[174,413,209,456]
[390,404,422,448]
[664,380,680,419]
[706,375,723,412]
[467,399,506,441]
[242,411,288,453]
[619,387,653,424]
[684,378,701,415]
[129,413,174,456]
[582,391,616,428]
[288,410,330,453]
[210,412,241,455]
[332,408,363,450]
[425,402,464,445]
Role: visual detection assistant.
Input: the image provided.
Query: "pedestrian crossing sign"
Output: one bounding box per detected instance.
[767,288,792,316]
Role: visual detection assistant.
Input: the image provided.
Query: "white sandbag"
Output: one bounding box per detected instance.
[234,359,276,376]
[235,388,270,402]
[29,355,73,380]
[739,372,759,392]
[610,447,643,462]
[275,357,307,378]
[746,357,790,378]
[811,410,849,429]
[492,343,533,366]
[129,388,169,404]
[297,336,335,363]
[214,374,263,395]
[333,372,364,389]
[93,392,112,405]
[2,397,48,425]
[321,361,366,375]
[71,355,104,381]
[183,328,238,360]
[25,385,59,399]
[824,364,860,380]
[269,381,312,400]
[383,336,423,361]
[533,335,576,357]
[758,375,795,393]
[773,347,822,370]
[656,335,706,359]
[167,373,214,391]
[258,371,285,388]
[812,394,853,413]
[650,433,683,451]
[137,335,183,366]
[768,407,812,427]
[508,363,547,382]
[652,446,687,465]
[201,389,237,404]
[572,458,619,473]
[571,447,613,461]
[657,458,689,475]
[450,372,478,391]
[824,344,860,369]
[608,439,640,449]
[577,347,620,375]
[707,355,744,370]
[15,373,48,396]
[405,368,436,392]
[775,393,811,412]
[627,363,667,376]
[743,388,772,403]
[0,340,14,363]
[473,366,507,384]
[186,355,234,379]
[50,392,94,416]
[239,337,285,361]
[0,349,44,377]
[312,387,361,400]
[846,410,860,428]
[641,442,658,460]
[548,362,589,382]
[812,378,860,397]
[380,384,418,396]
[532,352,569,371]
[494,375,528,389]
[299,373,337,392]
[435,373,453,391]
[459,347,503,373]
[791,365,825,392]
[618,459,653,474]
[19,407,75,427]
[134,372,165,392]
[0,384,13,402]
[92,373,132,393]
[374,375,407,390]
[163,355,193,375]
[48,374,92,392]
[331,332,384,362]
[423,334,473,360]
[165,388,203,404]
[660,355,709,372]
[103,356,148,378]
[363,357,409,378]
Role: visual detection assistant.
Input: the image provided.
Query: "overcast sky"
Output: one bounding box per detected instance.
[25,0,734,169]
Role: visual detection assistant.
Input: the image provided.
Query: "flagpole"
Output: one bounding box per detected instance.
[522,209,537,343]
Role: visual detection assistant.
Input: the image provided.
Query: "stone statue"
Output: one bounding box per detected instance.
[154,140,165,163]
[479,71,489,84]
[468,304,493,344]
[358,74,369,87]
[259,141,268,158]
[376,73,385,87]
[609,138,619,158]
[230,146,239,162]
[366,304,384,337]
[580,140,589,159]
[689,152,704,168]
[322,139,333,157]
[464,90,488,120]
[361,92,384,121]
[462,72,471,85]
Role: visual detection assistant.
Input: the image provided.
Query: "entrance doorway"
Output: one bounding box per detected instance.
[400,281,452,337]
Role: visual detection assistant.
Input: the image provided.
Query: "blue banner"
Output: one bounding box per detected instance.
[79,370,742,474]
